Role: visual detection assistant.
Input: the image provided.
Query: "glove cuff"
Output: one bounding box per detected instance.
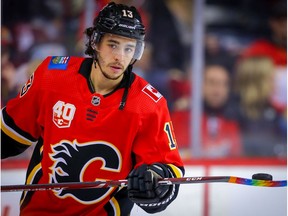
[148,163,171,179]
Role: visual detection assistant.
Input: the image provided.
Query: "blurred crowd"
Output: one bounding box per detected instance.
[1,0,287,160]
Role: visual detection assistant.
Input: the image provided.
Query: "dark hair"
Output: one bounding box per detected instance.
[84,27,95,57]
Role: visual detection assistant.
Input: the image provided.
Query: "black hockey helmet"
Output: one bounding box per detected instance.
[95,2,145,41]
[89,2,145,60]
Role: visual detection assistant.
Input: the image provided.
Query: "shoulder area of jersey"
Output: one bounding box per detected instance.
[141,83,163,103]
[47,56,84,70]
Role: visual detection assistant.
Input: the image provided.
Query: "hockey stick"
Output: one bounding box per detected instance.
[1,174,286,192]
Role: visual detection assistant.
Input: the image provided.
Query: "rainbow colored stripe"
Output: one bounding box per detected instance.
[229,177,287,187]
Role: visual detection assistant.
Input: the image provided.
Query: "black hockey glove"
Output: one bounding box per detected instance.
[127,163,171,204]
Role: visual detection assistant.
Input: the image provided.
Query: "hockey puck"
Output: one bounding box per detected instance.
[252,173,273,180]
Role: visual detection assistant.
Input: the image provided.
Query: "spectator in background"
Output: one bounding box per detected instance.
[201,64,242,158]
[233,57,286,158]
[204,33,237,76]
[15,17,68,87]
[241,0,287,114]
[141,0,186,107]
[28,18,68,61]
[170,63,242,159]
[143,0,186,72]
[1,27,18,107]
[168,68,191,112]
[11,22,35,66]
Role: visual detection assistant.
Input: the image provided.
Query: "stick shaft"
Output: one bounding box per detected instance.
[1,176,286,192]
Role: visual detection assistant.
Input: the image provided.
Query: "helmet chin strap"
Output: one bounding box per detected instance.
[89,51,108,93]
[93,52,102,71]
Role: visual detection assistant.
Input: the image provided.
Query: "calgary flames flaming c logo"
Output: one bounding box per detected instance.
[49,140,122,204]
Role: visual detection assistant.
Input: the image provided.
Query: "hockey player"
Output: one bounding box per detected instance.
[1,2,184,215]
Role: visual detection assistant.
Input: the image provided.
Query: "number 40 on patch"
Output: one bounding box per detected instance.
[53,101,76,128]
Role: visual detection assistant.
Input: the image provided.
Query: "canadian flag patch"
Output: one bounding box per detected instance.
[142,84,163,102]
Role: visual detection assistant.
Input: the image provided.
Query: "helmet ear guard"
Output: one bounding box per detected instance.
[90,31,101,51]
[134,40,145,60]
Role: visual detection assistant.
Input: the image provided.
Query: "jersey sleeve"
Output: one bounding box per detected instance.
[132,98,185,213]
[1,57,50,159]
[132,99,184,169]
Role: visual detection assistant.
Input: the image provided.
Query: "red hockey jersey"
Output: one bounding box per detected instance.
[1,56,184,216]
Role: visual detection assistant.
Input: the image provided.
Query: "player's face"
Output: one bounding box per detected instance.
[96,34,136,80]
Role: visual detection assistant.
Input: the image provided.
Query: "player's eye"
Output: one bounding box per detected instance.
[108,44,117,49]
[125,47,134,54]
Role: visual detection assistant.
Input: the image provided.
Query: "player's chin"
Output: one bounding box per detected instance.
[106,72,124,80]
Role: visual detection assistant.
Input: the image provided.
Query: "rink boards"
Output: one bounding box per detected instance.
[1,158,286,216]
